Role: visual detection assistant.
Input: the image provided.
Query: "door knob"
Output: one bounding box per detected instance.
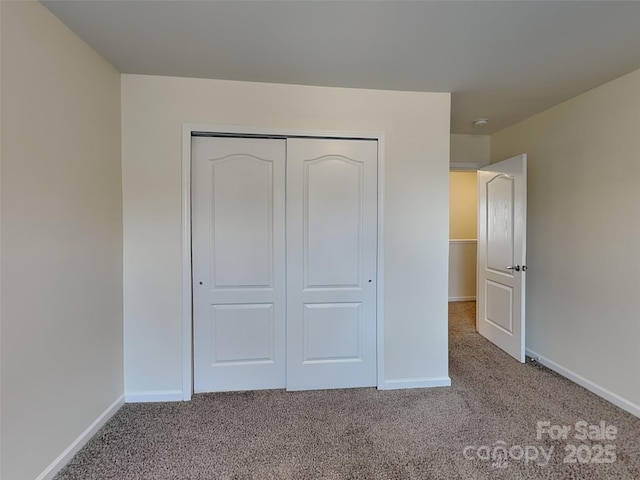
[506,265,521,271]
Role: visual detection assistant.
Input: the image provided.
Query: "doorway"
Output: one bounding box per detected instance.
[448,155,527,363]
[448,170,478,303]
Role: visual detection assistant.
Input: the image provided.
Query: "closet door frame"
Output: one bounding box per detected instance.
[181,124,385,401]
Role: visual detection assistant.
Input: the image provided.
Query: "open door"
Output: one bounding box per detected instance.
[477,154,527,362]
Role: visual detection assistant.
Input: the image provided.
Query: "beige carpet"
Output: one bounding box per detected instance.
[55,302,640,479]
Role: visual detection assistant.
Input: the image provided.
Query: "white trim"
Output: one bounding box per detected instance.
[450,162,480,171]
[449,238,477,245]
[125,390,184,403]
[35,395,124,480]
[526,348,640,418]
[379,377,451,390]
[181,126,193,401]
[375,137,385,390]
[449,296,476,302]
[183,123,385,140]
[182,124,386,398]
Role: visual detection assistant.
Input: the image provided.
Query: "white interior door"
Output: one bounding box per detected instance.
[286,138,378,391]
[477,154,527,362]
[192,136,286,392]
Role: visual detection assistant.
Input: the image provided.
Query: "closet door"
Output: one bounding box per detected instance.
[286,138,378,391]
[192,136,286,392]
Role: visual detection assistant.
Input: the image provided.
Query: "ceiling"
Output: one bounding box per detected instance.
[41,1,640,134]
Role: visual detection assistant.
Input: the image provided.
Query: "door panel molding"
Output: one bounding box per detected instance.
[209,154,275,290]
[182,124,385,400]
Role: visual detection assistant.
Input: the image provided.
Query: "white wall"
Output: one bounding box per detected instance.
[1,3,124,479]
[448,241,477,302]
[449,171,477,239]
[491,68,640,415]
[450,134,490,167]
[121,75,451,396]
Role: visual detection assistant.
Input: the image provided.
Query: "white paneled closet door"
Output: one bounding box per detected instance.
[192,136,286,392]
[286,138,378,391]
[192,135,378,393]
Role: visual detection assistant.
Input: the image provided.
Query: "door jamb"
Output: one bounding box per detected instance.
[181,124,386,400]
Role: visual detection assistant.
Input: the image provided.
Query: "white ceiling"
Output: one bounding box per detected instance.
[41,1,640,134]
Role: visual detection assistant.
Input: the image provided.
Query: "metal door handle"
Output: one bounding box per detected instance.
[506,265,521,271]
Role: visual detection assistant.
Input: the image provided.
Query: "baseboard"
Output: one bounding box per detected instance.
[449,296,476,302]
[36,394,124,480]
[379,376,451,390]
[125,390,184,403]
[526,348,640,418]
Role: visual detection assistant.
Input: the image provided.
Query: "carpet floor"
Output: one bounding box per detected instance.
[55,302,640,479]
